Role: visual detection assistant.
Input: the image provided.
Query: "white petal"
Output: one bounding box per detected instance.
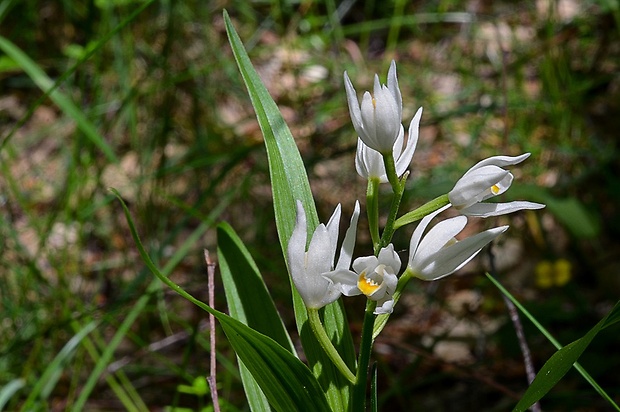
[377,244,401,273]
[287,201,308,289]
[408,205,450,263]
[323,269,362,296]
[415,226,508,280]
[449,166,510,208]
[391,125,405,159]
[336,201,361,270]
[472,153,530,171]
[352,255,379,275]
[355,138,387,182]
[319,287,343,307]
[344,72,362,132]
[360,91,379,149]
[325,203,342,268]
[394,107,422,177]
[461,201,546,217]
[382,271,398,295]
[412,216,467,271]
[374,297,394,314]
[303,224,333,302]
[488,172,514,198]
[372,86,400,152]
[387,60,402,119]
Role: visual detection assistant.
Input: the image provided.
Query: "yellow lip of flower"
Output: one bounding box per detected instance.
[358,272,381,296]
[491,184,501,195]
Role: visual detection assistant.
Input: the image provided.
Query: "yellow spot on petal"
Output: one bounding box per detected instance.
[372,97,376,108]
[491,184,501,195]
[358,272,380,296]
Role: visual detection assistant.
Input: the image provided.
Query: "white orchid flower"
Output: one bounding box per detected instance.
[344,60,404,154]
[448,153,545,217]
[408,206,508,281]
[324,245,401,315]
[356,107,423,183]
[287,200,360,309]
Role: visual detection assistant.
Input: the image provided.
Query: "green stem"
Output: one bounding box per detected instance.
[378,181,407,251]
[377,152,409,249]
[393,194,450,230]
[307,308,356,384]
[351,300,377,412]
[372,268,414,340]
[382,152,400,194]
[366,178,380,254]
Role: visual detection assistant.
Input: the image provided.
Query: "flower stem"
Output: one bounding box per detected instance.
[372,268,414,340]
[393,194,450,230]
[307,308,356,384]
[382,152,400,194]
[366,178,380,254]
[378,153,408,250]
[351,300,377,412]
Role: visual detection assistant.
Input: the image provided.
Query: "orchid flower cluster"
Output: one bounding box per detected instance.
[286,61,544,382]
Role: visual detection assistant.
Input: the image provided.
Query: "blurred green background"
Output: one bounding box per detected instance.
[1,0,619,410]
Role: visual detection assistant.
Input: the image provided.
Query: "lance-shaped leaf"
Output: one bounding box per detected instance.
[218,222,296,411]
[112,189,330,412]
[224,10,356,410]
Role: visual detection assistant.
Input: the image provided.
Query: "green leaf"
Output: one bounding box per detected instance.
[111,189,330,412]
[514,301,620,411]
[0,36,118,163]
[485,273,619,411]
[370,362,378,412]
[224,10,356,410]
[218,222,297,411]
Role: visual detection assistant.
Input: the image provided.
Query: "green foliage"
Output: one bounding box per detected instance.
[225,11,356,410]
[486,273,620,411]
[218,222,294,411]
[0,36,118,162]
[1,0,619,410]
[112,188,331,412]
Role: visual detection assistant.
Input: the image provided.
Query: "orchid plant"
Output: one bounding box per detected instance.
[114,11,620,412]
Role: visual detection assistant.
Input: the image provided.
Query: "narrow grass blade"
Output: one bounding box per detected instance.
[112,189,330,412]
[0,36,118,163]
[224,10,356,410]
[20,321,98,411]
[73,196,218,410]
[0,0,155,152]
[73,320,149,412]
[0,379,26,411]
[486,273,620,411]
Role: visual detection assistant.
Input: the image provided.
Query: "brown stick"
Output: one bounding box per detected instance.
[204,249,220,412]
[487,246,541,412]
